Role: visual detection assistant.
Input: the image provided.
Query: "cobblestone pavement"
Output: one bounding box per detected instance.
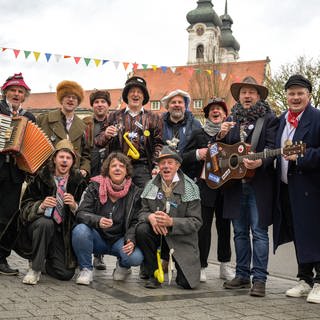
[1,253,319,320]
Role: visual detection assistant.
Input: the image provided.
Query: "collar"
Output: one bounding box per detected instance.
[161,172,180,188]
[125,106,144,117]
[6,99,22,115]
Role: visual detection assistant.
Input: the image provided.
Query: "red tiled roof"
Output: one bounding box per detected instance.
[23,59,268,116]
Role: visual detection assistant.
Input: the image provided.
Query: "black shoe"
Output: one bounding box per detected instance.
[250,281,266,297]
[139,265,150,280]
[145,277,161,289]
[0,263,19,276]
[223,277,250,289]
[93,255,106,270]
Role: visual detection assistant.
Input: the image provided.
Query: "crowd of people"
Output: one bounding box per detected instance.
[0,71,319,304]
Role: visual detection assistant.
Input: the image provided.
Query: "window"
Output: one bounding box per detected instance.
[150,100,161,111]
[193,99,203,109]
[196,44,204,59]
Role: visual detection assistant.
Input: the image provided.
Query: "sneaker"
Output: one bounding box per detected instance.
[223,277,251,289]
[113,261,132,281]
[76,268,93,285]
[286,280,311,298]
[220,262,235,280]
[22,269,41,285]
[0,262,19,276]
[307,283,320,303]
[200,268,207,282]
[250,281,266,297]
[145,276,162,289]
[93,255,106,270]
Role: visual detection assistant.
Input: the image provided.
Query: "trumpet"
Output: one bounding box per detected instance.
[154,248,164,283]
[123,132,140,160]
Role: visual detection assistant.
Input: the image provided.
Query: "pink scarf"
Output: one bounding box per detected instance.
[90,175,132,205]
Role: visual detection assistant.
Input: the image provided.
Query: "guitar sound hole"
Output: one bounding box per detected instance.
[229,154,239,169]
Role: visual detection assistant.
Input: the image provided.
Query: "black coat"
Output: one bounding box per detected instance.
[220,112,279,227]
[17,165,87,267]
[182,128,221,207]
[76,182,142,244]
[273,104,320,264]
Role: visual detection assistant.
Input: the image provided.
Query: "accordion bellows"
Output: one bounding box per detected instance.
[0,115,54,174]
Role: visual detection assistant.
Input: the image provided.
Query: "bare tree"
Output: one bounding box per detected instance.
[266,56,320,115]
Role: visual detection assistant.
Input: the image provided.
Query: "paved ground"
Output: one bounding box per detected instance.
[1,253,319,320]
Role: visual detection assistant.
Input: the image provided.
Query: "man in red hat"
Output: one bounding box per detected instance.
[0,73,36,276]
[218,77,278,297]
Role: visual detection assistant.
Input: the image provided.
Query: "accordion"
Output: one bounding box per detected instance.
[0,114,54,173]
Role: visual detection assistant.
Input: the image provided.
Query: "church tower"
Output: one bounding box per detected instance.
[186,0,239,64]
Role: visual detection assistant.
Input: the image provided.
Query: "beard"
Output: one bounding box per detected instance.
[170,110,184,121]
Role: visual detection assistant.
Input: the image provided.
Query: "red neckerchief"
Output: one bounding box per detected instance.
[287,110,303,128]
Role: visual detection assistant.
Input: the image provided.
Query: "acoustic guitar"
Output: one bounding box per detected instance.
[204,141,306,189]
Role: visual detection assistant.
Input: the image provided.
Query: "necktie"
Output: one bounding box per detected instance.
[52,177,66,224]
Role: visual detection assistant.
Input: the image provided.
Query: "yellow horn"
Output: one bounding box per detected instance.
[123,132,140,160]
[154,248,164,283]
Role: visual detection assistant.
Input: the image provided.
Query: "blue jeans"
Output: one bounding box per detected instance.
[232,183,269,283]
[72,224,144,270]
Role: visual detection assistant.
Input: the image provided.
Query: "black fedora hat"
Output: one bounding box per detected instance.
[122,76,150,105]
[230,76,268,101]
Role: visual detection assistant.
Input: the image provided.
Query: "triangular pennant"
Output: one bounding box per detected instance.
[45,53,52,62]
[206,70,212,75]
[195,68,201,74]
[102,59,109,65]
[220,72,227,81]
[13,49,20,58]
[170,67,176,73]
[64,55,71,58]
[84,58,91,66]
[123,62,129,70]
[160,66,167,73]
[33,51,41,61]
[94,59,101,67]
[113,61,120,69]
[24,51,31,58]
[214,69,219,75]
[1,48,7,52]
[74,57,81,64]
[54,54,62,62]
[132,62,139,71]
[142,64,148,69]
[151,65,157,71]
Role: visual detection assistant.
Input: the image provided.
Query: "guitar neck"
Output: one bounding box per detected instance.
[240,148,282,161]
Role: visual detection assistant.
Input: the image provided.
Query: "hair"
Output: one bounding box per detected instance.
[2,87,30,99]
[100,152,133,178]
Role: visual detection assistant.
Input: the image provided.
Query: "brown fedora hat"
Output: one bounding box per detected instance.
[230,76,268,101]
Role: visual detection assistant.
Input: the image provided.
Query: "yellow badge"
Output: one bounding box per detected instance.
[144,130,150,137]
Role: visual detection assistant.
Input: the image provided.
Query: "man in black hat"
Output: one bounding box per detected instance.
[218,76,278,297]
[0,73,35,276]
[96,76,163,188]
[182,98,234,283]
[273,74,320,304]
[136,145,202,289]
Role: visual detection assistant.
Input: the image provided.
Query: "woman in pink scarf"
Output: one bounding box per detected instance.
[72,152,143,285]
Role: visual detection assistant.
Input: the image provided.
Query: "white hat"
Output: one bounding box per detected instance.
[161,89,191,110]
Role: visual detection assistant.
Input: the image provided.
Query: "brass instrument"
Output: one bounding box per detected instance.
[123,132,140,160]
[154,248,165,283]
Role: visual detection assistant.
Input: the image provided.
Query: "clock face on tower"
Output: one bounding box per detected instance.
[196,26,204,36]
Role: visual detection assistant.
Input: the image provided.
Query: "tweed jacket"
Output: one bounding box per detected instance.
[96,108,163,171]
[37,109,91,173]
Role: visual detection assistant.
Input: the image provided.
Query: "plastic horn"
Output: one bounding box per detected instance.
[154,248,165,283]
[123,132,140,160]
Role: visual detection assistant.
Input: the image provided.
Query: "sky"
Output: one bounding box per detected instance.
[0,0,319,93]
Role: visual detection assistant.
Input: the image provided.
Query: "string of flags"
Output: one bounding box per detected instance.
[0,46,233,80]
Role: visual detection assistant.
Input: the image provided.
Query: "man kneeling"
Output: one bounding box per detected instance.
[136,146,202,289]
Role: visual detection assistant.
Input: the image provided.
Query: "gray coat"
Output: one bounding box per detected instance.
[139,170,202,288]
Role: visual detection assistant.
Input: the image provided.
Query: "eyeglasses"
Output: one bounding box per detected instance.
[64,95,78,100]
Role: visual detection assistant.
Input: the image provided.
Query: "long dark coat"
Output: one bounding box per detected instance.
[220,112,279,227]
[17,165,87,268]
[139,170,202,288]
[273,104,320,264]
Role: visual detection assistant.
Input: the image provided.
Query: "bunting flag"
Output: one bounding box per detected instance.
[0,46,236,79]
